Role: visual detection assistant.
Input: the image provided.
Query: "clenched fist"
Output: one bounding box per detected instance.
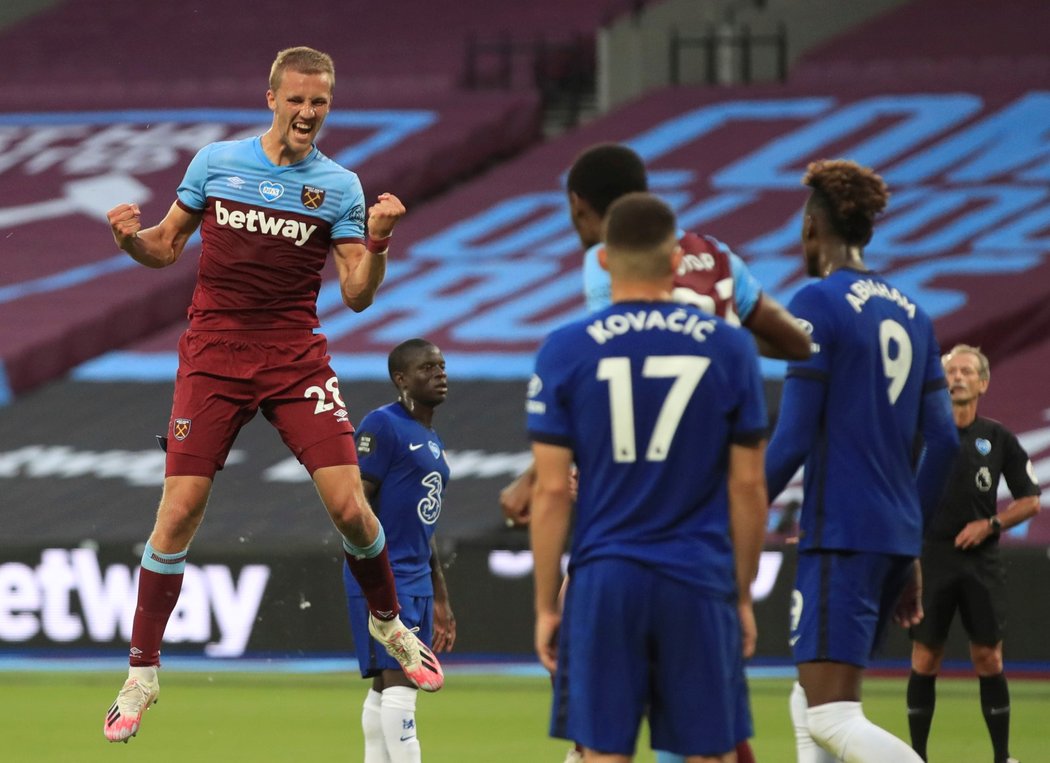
[366,193,406,240]
[107,203,142,249]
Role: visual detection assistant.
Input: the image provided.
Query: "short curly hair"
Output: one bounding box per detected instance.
[567,143,648,217]
[388,338,436,382]
[802,159,889,246]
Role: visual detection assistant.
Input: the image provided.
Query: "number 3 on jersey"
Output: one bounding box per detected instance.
[597,355,711,463]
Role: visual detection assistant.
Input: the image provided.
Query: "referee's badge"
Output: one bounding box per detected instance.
[975,466,992,492]
[975,437,991,455]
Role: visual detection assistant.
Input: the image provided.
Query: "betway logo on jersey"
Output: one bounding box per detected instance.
[0,548,269,656]
[214,199,317,247]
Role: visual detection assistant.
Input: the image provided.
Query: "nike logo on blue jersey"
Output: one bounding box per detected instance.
[409,443,423,451]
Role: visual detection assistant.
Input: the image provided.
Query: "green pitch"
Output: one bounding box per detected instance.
[2,671,1046,761]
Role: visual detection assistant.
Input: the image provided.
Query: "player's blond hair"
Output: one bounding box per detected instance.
[269,47,335,92]
[943,343,990,380]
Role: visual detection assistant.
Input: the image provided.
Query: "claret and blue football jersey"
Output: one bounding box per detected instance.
[176,136,366,330]
[582,231,762,321]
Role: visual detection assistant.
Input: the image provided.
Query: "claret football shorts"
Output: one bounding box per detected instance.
[164,329,357,478]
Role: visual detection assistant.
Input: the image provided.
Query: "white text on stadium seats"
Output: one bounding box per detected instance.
[0,445,245,486]
[213,200,316,247]
[0,549,268,657]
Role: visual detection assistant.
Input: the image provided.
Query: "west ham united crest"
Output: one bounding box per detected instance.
[301,185,326,210]
[173,418,192,441]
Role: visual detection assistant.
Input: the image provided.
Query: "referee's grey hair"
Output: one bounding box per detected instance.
[942,343,990,380]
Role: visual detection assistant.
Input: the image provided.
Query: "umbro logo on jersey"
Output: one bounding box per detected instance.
[301,185,326,210]
[258,180,284,202]
[226,176,246,188]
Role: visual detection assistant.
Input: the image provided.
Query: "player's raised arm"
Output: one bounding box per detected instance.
[745,292,813,360]
[107,201,201,269]
[332,192,404,311]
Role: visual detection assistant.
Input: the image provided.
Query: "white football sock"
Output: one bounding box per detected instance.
[807,699,923,762]
[381,685,421,763]
[791,682,839,763]
[362,689,391,763]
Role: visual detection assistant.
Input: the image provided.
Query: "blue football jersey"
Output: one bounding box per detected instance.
[770,268,948,555]
[527,301,767,597]
[346,402,450,596]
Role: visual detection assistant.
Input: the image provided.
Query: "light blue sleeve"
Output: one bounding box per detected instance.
[175,145,213,211]
[581,243,611,312]
[331,173,366,240]
[718,242,761,322]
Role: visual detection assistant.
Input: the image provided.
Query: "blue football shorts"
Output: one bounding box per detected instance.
[791,549,914,667]
[551,557,751,757]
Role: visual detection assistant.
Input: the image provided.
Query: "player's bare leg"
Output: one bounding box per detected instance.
[316,464,444,691]
[104,475,211,742]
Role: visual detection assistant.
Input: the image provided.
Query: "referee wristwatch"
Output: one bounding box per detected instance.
[988,515,1003,535]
